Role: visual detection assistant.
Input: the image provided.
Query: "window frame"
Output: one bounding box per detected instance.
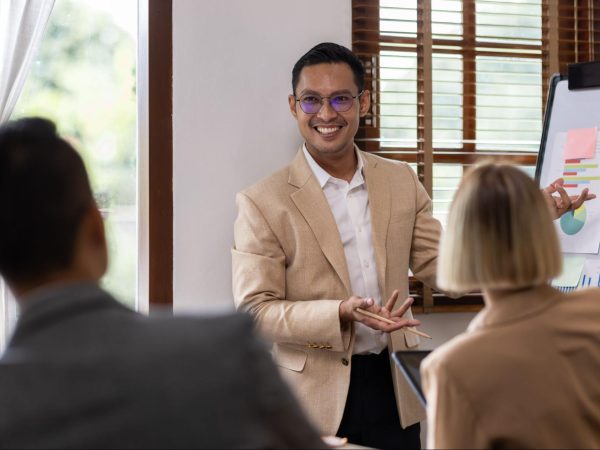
[0,0,173,341]
[141,0,173,311]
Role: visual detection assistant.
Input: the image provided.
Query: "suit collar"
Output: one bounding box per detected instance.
[288,146,313,188]
[10,282,131,347]
[468,284,563,331]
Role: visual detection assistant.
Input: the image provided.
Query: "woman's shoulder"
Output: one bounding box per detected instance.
[422,331,482,377]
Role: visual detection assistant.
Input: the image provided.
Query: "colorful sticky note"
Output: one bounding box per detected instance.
[552,255,585,288]
[564,127,597,160]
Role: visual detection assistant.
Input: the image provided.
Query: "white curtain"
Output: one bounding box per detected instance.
[0,0,54,349]
[0,0,55,123]
[0,282,17,351]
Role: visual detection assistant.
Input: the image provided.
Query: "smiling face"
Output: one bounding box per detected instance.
[288,62,370,163]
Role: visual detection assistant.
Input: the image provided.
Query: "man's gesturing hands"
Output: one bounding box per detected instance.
[339,289,420,333]
[543,177,596,219]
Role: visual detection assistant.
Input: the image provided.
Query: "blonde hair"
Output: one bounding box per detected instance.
[437,162,562,293]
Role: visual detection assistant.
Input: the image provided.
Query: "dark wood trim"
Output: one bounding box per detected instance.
[353,0,381,150]
[148,0,173,308]
[462,1,476,155]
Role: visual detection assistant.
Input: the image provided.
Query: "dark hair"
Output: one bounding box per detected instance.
[292,42,365,95]
[0,118,93,283]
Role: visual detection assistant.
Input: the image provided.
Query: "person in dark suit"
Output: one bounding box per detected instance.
[0,117,324,449]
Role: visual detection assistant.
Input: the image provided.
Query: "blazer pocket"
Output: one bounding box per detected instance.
[404,332,420,349]
[273,344,307,373]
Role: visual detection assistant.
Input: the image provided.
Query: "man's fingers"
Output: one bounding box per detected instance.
[350,296,373,309]
[555,185,572,211]
[341,296,374,323]
[391,297,414,318]
[384,289,399,311]
[544,178,564,194]
[360,316,421,333]
[570,189,588,211]
[380,318,421,333]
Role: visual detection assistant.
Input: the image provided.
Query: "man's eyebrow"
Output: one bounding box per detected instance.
[298,89,356,97]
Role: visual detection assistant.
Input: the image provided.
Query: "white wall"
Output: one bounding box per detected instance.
[173,0,351,312]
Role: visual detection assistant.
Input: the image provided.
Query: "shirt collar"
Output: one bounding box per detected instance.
[302,144,364,188]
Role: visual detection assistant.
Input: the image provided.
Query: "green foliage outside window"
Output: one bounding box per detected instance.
[13,0,138,306]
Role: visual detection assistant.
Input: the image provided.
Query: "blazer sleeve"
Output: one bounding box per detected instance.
[405,167,460,299]
[422,354,488,449]
[232,192,351,351]
[405,166,442,290]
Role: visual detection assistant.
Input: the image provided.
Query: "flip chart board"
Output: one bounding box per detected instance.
[536,67,600,290]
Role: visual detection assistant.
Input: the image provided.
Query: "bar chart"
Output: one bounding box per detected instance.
[563,160,600,187]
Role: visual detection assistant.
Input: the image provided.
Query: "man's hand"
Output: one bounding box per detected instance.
[339,290,420,333]
[542,178,596,219]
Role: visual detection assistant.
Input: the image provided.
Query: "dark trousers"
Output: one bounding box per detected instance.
[336,349,421,450]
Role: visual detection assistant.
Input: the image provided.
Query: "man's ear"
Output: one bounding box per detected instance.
[86,203,108,279]
[359,90,371,118]
[89,205,107,248]
[288,94,298,119]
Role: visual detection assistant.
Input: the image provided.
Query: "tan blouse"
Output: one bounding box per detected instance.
[422,284,600,449]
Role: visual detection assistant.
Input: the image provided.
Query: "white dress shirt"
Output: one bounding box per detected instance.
[303,145,387,355]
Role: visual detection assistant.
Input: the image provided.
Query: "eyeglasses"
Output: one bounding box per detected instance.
[294,91,364,114]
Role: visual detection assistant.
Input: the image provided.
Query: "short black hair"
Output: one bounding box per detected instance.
[0,118,93,283]
[292,42,365,95]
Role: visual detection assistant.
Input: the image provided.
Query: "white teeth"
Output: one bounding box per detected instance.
[316,126,340,134]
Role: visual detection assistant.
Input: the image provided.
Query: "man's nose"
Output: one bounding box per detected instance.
[316,99,338,121]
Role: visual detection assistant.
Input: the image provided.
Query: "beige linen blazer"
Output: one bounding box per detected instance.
[232,146,441,435]
[422,285,600,449]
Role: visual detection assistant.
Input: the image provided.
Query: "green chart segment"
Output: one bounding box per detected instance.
[560,205,587,235]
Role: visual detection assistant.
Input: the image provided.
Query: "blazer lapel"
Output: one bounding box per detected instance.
[362,151,390,296]
[289,149,352,296]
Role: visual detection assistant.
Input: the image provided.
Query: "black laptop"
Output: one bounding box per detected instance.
[392,350,431,407]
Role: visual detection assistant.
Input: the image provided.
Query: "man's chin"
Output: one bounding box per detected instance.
[308,143,348,158]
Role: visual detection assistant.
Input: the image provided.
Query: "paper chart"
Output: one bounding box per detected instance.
[545,130,600,254]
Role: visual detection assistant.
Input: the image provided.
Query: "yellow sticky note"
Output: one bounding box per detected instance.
[564,127,597,160]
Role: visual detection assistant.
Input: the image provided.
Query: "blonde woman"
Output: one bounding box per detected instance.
[422,163,600,449]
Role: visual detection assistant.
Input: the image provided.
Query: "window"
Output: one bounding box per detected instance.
[1,0,139,345]
[352,0,600,311]
[12,0,138,306]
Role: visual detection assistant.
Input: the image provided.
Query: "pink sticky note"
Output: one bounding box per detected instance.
[564,127,597,160]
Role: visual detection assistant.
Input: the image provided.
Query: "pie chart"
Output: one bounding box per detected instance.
[560,204,587,235]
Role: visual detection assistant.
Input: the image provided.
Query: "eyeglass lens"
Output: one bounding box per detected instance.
[299,95,355,114]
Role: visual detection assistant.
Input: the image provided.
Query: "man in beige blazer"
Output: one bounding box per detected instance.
[232,43,440,449]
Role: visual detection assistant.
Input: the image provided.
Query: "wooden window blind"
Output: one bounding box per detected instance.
[353,0,600,312]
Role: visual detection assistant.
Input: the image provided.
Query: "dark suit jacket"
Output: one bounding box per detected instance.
[0,283,323,449]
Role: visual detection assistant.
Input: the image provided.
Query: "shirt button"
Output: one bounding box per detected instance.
[364,261,370,268]
[357,227,362,233]
[341,358,349,366]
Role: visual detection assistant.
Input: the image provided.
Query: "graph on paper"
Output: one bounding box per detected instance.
[562,161,600,188]
[545,131,600,254]
[560,204,587,235]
